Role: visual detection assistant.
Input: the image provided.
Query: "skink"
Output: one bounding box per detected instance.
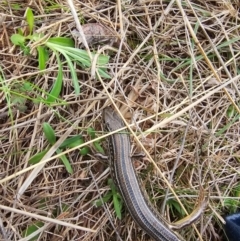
[103,107,182,241]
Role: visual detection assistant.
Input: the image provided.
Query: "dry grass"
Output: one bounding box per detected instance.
[1,0,240,240]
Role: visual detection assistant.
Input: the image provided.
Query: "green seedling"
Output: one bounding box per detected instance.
[224,184,240,214]
[10,7,111,100]
[215,104,240,136]
[29,124,104,173]
[22,221,44,241]
[22,199,70,240]
[167,198,186,219]
[87,127,105,154]
[29,123,75,173]
[93,179,123,219]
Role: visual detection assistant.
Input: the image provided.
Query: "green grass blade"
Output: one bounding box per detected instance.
[46,52,63,102]
[56,149,73,174]
[97,68,111,79]
[22,221,44,241]
[43,122,56,145]
[28,150,49,165]
[59,49,90,67]
[59,135,84,149]
[87,127,96,138]
[60,51,80,94]
[93,141,104,154]
[47,44,80,93]
[109,179,122,219]
[37,46,49,71]
[113,193,122,219]
[48,37,75,47]
[80,146,90,155]
[62,47,109,66]
[215,114,240,136]
[93,192,112,207]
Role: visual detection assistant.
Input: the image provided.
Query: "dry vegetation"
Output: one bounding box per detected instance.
[1,0,240,240]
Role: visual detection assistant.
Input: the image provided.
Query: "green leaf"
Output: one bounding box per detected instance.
[93,141,104,154]
[80,147,90,156]
[97,68,111,79]
[38,198,48,209]
[64,48,110,78]
[46,52,63,102]
[53,203,70,217]
[60,203,70,212]
[57,47,92,67]
[108,179,117,193]
[113,192,122,219]
[224,198,239,213]
[234,185,240,197]
[93,192,113,207]
[43,122,56,145]
[22,221,44,241]
[48,37,74,47]
[226,105,235,118]
[47,43,80,94]
[50,45,109,66]
[216,114,240,136]
[11,94,26,106]
[10,34,26,46]
[87,127,96,138]
[28,150,49,165]
[61,51,80,94]
[21,81,33,91]
[12,3,21,10]
[167,199,185,217]
[56,149,73,174]
[20,43,31,55]
[59,135,84,149]
[46,42,110,92]
[26,7,34,34]
[87,127,104,154]
[17,28,24,36]
[37,46,49,71]
[108,179,122,219]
